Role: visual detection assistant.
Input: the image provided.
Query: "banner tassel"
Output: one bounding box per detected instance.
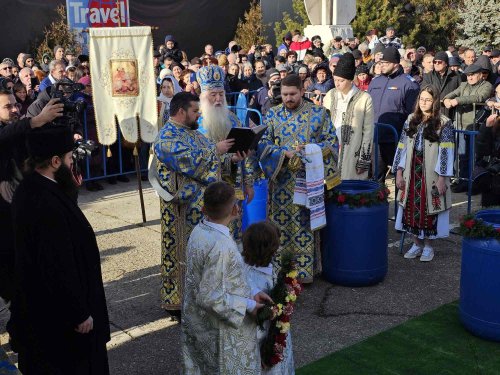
[107,147,112,158]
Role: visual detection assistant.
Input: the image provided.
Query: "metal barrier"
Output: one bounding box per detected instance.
[227,106,263,126]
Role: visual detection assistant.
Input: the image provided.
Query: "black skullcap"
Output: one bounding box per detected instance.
[334,36,343,42]
[334,53,356,80]
[381,46,400,64]
[27,124,74,160]
[434,51,449,65]
[490,49,500,58]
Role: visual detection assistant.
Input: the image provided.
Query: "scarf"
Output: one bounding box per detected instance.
[293,144,326,231]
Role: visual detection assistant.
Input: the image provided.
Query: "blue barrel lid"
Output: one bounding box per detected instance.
[475,210,500,229]
[333,180,380,195]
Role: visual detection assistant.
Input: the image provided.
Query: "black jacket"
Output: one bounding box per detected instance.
[422,69,461,119]
[0,118,31,182]
[9,172,110,368]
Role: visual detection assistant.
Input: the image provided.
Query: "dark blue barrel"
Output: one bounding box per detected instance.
[242,179,268,231]
[322,180,388,286]
[459,210,500,342]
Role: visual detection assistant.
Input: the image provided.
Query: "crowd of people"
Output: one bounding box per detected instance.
[0,24,499,374]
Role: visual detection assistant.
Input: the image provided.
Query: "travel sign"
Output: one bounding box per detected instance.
[67,0,130,29]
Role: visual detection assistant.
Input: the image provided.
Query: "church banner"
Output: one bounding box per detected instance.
[89,26,158,145]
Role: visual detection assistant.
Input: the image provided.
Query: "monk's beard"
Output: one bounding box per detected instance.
[200,93,231,142]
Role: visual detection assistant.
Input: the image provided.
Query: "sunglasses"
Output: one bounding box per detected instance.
[433,60,445,65]
[1,67,13,70]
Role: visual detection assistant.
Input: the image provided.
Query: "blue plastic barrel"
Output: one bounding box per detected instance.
[321,180,388,286]
[242,179,268,231]
[459,210,500,342]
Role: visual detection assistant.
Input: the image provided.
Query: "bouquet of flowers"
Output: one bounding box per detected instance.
[256,251,303,367]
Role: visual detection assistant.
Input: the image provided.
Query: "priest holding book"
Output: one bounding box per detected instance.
[197,65,258,242]
[151,92,246,319]
[258,74,339,283]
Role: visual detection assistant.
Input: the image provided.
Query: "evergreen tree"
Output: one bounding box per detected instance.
[273,0,309,47]
[34,5,81,62]
[352,0,463,50]
[456,0,499,50]
[234,1,267,51]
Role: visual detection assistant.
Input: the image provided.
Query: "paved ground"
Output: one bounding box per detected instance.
[0,176,481,374]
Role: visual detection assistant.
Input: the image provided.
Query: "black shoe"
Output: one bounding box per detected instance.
[451,182,467,193]
[86,182,99,192]
[107,177,117,185]
[167,309,181,322]
[117,175,130,183]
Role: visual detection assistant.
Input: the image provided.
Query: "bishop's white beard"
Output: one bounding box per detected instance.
[200,93,231,142]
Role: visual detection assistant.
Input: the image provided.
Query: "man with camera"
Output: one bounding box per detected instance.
[0,88,64,303]
[250,68,282,120]
[8,124,110,374]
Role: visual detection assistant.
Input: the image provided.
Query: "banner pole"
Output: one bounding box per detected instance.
[134,115,147,223]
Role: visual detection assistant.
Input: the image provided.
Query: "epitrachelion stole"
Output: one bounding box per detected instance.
[89,26,157,145]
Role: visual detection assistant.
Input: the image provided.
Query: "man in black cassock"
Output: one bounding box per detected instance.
[8,124,110,374]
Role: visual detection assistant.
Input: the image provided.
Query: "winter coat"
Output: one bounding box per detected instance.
[368,67,420,142]
[9,172,110,372]
[422,69,461,119]
[443,80,493,128]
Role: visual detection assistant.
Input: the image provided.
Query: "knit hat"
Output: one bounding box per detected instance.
[267,68,279,80]
[333,36,343,42]
[475,55,492,72]
[449,57,461,67]
[356,65,369,75]
[381,47,400,64]
[329,56,340,65]
[276,64,287,72]
[491,49,500,58]
[434,51,449,65]
[78,75,91,86]
[164,35,175,44]
[373,44,385,56]
[298,66,308,74]
[283,32,292,42]
[333,53,356,80]
[351,50,362,60]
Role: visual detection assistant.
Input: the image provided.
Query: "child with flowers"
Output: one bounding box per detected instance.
[242,221,295,374]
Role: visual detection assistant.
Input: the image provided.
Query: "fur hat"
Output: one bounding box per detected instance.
[333,53,356,80]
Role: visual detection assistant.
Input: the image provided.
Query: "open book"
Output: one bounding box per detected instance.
[226,124,268,154]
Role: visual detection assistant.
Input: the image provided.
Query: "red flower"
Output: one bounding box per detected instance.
[464,219,475,229]
[270,354,282,365]
[284,277,293,284]
[280,314,290,323]
[275,333,287,345]
[337,194,346,204]
[378,191,385,200]
[496,228,500,234]
[359,197,367,205]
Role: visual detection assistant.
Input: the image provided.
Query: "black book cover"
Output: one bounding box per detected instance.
[226,125,267,153]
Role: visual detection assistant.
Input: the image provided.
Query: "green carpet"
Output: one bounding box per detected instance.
[297,302,500,375]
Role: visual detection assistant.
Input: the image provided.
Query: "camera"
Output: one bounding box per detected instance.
[50,79,86,120]
[73,139,98,162]
[270,80,282,105]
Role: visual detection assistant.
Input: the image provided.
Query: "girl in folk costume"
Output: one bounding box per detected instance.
[242,221,295,375]
[393,86,455,262]
[323,52,374,180]
[157,76,181,129]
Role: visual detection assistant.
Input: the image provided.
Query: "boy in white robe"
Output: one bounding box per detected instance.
[181,181,272,375]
